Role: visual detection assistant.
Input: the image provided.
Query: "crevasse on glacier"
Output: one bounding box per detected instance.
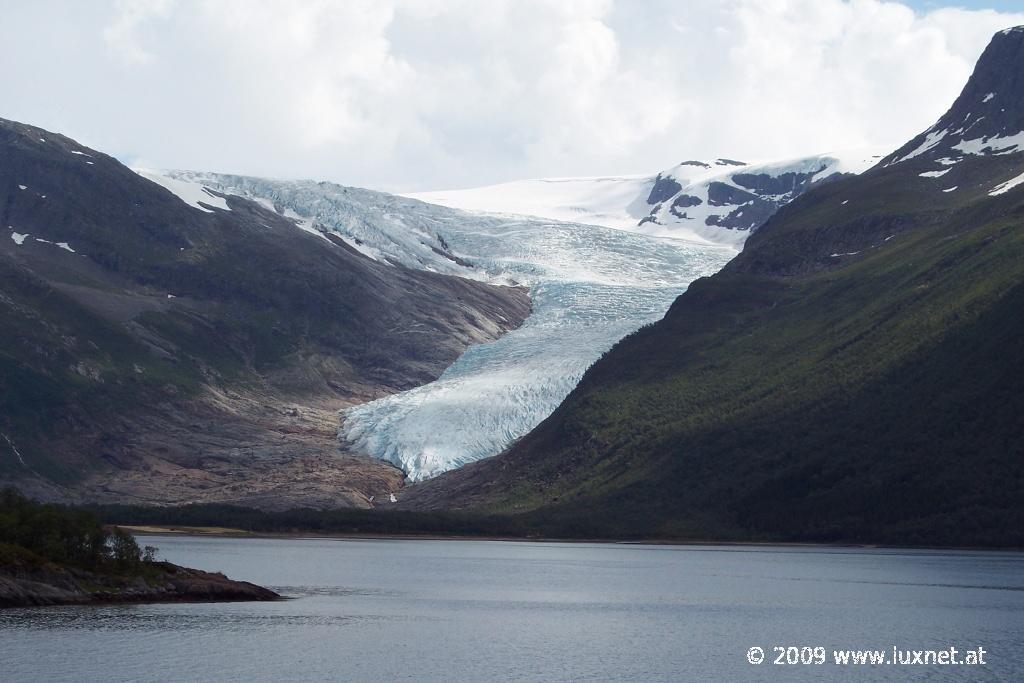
[162,171,736,481]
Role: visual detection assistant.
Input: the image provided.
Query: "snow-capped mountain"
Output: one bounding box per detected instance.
[150,170,733,480]
[883,26,1024,169]
[634,153,881,245]
[410,152,881,247]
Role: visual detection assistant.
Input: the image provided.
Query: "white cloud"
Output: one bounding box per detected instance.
[102,0,176,66]
[3,0,1023,191]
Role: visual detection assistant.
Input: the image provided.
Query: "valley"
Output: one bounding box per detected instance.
[173,147,872,482]
[166,172,735,480]
[1,25,1022,548]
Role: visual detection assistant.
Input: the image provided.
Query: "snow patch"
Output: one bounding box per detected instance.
[989,171,1024,196]
[920,169,950,178]
[943,186,959,193]
[952,131,1024,156]
[70,150,91,157]
[134,169,232,213]
[983,92,995,103]
[1,433,28,468]
[281,206,333,242]
[56,242,75,253]
[891,128,948,164]
[17,184,27,190]
[10,231,28,245]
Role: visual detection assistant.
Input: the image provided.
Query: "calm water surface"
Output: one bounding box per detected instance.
[2,536,1022,682]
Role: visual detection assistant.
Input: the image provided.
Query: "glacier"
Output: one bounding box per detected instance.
[339,222,733,480]
[410,174,656,233]
[151,170,734,480]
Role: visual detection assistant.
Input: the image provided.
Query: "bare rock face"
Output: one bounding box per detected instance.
[646,174,683,204]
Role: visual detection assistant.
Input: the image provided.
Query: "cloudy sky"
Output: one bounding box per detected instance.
[3,0,1023,192]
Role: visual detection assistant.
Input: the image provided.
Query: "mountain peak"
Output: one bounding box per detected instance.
[883,26,1024,166]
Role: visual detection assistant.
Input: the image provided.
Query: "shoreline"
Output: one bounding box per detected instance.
[0,557,281,609]
[119,525,1023,553]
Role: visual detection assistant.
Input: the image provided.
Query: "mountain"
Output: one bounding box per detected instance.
[409,151,880,246]
[0,117,529,508]
[159,150,875,483]
[157,171,735,482]
[880,26,1024,171]
[399,26,1024,547]
[634,152,880,245]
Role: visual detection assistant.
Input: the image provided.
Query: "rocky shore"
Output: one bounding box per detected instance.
[0,556,280,608]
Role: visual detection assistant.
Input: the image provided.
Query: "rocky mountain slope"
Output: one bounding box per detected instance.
[400,26,1024,547]
[0,118,530,508]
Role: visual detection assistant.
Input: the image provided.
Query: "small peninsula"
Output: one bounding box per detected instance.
[0,489,279,608]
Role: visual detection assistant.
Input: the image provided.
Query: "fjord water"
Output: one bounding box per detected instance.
[2,536,1022,682]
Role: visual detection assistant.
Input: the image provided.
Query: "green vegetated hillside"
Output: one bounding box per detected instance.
[402,28,1024,547]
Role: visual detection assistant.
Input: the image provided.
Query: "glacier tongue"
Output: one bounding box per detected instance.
[343,232,732,480]
[339,216,733,480]
[156,170,735,481]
